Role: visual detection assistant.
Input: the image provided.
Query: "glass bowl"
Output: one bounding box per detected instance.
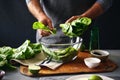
[40,37,83,63]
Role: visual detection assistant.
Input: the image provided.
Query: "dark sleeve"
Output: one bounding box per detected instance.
[96,0,113,11]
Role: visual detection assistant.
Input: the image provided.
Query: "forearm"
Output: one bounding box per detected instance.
[26,0,46,21]
[81,2,104,19]
[81,0,112,19]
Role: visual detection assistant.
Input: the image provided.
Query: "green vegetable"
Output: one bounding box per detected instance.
[60,17,92,38]
[12,40,42,60]
[0,40,42,70]
[0,47,16,70]
[55,47,77,62]
[0,47,14,60]
[41,45,57,59]
[41,45,77,62]
[28,64,41,74]
[33,22,56,34]
[88,75,103,80]
[0,54,7,67]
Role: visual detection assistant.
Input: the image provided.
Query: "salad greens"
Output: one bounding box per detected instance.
[41,45,77,62]
[12,40,42,59]
[33,22,56,34]
[0,47,16,70]
[0,40,42,70]
[60,17,92,38]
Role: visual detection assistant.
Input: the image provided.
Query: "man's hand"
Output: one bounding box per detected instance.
[26,0,54,37]
[38,13,54,37]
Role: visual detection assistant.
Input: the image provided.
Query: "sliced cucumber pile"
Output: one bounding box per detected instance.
[28,64,41,74]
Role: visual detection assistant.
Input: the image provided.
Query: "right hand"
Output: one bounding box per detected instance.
[38,14,54,37]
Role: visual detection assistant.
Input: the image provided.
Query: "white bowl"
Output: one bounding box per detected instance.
[90,50,109,61]
[84,57,101,68]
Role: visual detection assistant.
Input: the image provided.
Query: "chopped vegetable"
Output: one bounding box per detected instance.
[33,22,56,34]
[60,17,92,38]
[28,64,41,74]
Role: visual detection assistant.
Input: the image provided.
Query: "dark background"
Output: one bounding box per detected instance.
[0,0,120,49]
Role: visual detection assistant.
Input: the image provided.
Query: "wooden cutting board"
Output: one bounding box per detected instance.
[19,51,117,76]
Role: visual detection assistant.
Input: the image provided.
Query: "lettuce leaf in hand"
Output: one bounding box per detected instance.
[60,17,92,38]
[33,22,56,34]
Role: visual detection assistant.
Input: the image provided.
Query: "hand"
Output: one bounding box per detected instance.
[66,15,82,23]
[38,13,54,36]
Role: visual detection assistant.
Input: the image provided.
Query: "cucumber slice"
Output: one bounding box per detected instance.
[28,64,41,74]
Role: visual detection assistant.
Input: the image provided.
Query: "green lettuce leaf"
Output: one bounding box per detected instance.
[60,17,92,38]
[12,40,42,60]
[33,22,56,34]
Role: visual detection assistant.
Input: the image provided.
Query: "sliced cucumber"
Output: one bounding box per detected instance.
[28,64,41,74]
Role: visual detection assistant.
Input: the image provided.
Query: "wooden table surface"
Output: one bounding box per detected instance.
[3,50,120,80]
